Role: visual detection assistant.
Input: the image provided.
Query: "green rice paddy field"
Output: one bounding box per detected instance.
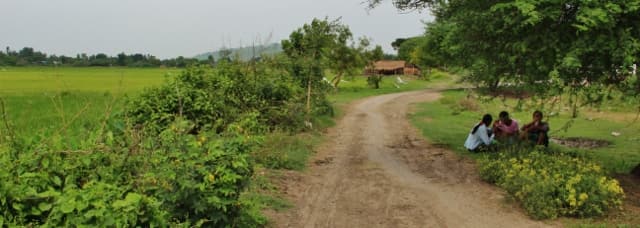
[0,67,179,141]
[0,67,435,144]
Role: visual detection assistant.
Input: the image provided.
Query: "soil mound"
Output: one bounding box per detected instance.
[551,137,611,149]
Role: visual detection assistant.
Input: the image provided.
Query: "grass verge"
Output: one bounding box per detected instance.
[410,89,640,225]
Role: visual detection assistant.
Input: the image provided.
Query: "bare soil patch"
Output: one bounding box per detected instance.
[584,110,640,123]
[481,87,533,99]
[617,174,640,207]
[609,174,640,224]
[550,137,611,149]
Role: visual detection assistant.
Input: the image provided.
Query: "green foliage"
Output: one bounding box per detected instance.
[365,45,385,89]
[416,20,461,70]
[467,0,639,90]
[396,36,426,63]
[422,69,450,81]
[327,36,369,89]
[376,0,640,99]
[282,18,353,113]
[479,149,624,219]
[0,119,257,226]
[140,122,256,226]
[126,62,305,134]
[367,75,384,89]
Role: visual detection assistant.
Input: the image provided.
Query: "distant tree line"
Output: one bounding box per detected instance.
[0,46,212,67]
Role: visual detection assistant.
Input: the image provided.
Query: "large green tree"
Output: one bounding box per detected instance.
[371,0,640,95]
[282,18,353,113]
[396,36,426,63]
[327,28,367,89]
[418,20,460,70]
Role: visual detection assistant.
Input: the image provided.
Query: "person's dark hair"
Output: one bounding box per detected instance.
[533,110,543,118]
[499,111,509,118]
[472,114,493,134]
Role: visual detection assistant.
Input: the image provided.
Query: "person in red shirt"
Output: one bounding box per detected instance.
[493,111,519,144]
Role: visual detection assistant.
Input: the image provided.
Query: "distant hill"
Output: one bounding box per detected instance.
[194,43,282,61]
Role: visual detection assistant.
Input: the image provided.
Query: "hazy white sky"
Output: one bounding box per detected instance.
[0,0,432,59]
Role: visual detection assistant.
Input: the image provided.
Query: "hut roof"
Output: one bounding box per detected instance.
[373,60,406,70]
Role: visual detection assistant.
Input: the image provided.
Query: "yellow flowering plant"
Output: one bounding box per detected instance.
[479,148,624,219]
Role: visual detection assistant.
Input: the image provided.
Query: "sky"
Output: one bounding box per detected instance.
[0,0,432,59]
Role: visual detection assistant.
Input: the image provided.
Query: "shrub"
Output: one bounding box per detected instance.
[479,149,625,219]
[0,119,259,227]
[367,75,384,89]
[422,69,449,81]
[138,121,256,226]
[126,63,306,135]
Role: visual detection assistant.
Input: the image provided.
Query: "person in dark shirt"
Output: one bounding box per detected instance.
[520,110,549,146]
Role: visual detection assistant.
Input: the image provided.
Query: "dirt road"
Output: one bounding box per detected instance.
[268,90,554,227]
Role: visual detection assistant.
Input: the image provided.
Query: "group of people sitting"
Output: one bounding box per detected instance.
[464,110,550,152]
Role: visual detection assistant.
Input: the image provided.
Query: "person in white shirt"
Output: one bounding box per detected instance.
[464,114,495,152]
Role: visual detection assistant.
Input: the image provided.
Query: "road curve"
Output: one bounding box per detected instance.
[269,90,555,228]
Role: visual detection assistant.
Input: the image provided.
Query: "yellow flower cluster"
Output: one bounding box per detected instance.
[479,150,625,219]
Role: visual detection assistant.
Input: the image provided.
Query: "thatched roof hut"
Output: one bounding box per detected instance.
[364,60,420,76]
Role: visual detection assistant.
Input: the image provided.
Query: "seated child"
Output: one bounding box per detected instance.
[493,111,519,144]
[520,110,549,146]
[464,114,495,152]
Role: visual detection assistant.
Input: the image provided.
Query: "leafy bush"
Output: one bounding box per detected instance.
[421,69,449,81]
[126,62,306,135]
[367,75,383,89]
[479,149,625,219]
[0,119,260,227]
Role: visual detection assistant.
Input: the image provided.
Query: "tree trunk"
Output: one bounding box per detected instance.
[490,78,500,92]
[332,72,343,90]
[572,93,579,118]
[306,78,312,114]
[636,72,640,94]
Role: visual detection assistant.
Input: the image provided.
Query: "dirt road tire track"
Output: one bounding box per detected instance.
[268,90,555,227]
